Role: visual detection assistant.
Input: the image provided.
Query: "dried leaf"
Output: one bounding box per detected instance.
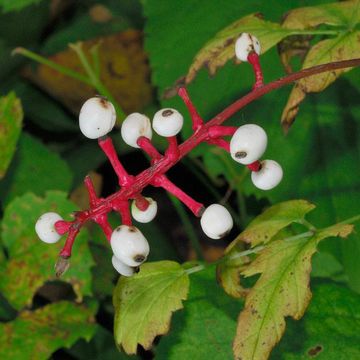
[185,13,290,84]
[23,30,153,116]
[233,222,353,360]
[282,31,360,129]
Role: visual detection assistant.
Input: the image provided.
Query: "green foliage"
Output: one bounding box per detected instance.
[0,0,43,13]
[0,301,97,360]
[0,191,94,310]
[0,133,73,206]
[113,261,189,354]
[0,92,23,179]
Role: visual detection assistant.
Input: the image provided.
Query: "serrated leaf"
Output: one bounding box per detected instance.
[0,133,73,206]
[0,0,43,12]
[156,265,243,359]
[0,92,23,179]
[233,222,353,360]
[0,301,96,360]
[282,0,360,30]
[281,31,360,129]
[24,30,153,116]
[0,191,94,310]
[185,13,290,84]
[113,261,189,354]
[271,282,360,359]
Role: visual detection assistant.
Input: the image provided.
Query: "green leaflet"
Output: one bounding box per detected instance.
[113,261,189,354]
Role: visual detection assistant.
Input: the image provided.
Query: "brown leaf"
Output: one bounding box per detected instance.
[281,31,360,130]
[23,30,153,116]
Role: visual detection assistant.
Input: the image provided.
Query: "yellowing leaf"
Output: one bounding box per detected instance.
[282,0,360,30]
[185,13,290,84]
[233,222,353,360]
[23,30,153,116]
[113,261,189,354]
[281,31,360,130]
[0,92,23,179]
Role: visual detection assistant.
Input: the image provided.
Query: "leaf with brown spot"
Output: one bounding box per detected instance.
[0,301,96,360]
[113,261,189,354]
[0,92,23,179]
[233,222,353,360]
[281,31,360,130]
[23,30,153,116]
[185,13,291,84]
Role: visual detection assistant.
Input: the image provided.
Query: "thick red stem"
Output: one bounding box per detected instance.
[153,175,204,216]
[55,220,72,235]
[137,136,162,160]
[113,199,132,226]
[84,175,99,207]
[178,87,203,131]
[134,194,150,211]
[208,125,237,138]
[59,227,80,258]
[59,58,360,258]
[247,52,264,89]
[93,214,113,241]
[165,136,180,161]
[207,138,230,152]
[98,137,134,186]
[247,160,261,172]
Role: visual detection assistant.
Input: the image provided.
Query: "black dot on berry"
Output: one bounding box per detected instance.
[128,226,137,233]
[134,255,145,263]
[235,151,247,159]
[162,109,174,117]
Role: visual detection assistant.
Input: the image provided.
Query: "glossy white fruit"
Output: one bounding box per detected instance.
[251,160,283,190]
[121,113,152,148]
[112,255,135,277]
[230,124,267,165]
[235,33,261,62]
[79,97,116,139]
[152,108,184,137]
[110,225,150,266]
[35,212,63,244]
[131,197,158,223]
[200,204,233,239]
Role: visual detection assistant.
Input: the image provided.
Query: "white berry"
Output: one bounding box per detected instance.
[131,197,158,223]
[200,204,233,239]
[79,97,116,139]
[152,108,184,137]
[110,225,150,267]
[235,33,261,62]
[121,113,152,148]
[230,124,267,165]
[251,160,283,190]
[112,255,135,277]
[35,212,63,244]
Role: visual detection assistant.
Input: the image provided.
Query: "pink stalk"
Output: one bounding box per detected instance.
[247,52,264,89]
[134,194,150,211]
[55,220,72,235]
[55,58,360,263]
[165,136,180,161]
[247,160,261,172]
[208,125,237,138]
[84,175,99,207]
[137,136,162,160]
[153,175,204,216]
[98,137,134,186]
[93,214,113,241]
[207,138,230,152]
[177,87,203,131]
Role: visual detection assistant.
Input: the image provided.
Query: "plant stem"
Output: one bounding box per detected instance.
[168,195,204,260]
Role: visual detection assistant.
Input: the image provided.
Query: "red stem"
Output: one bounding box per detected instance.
[113,199,132,226]
[60,227,80,258]
[153,175,204,216]
[247,160,261,172]
[58,58,360,258]
[165,136,180,161]
[177,87,203,131]
[134,194,150,211]
[84,175,99,207]
[208,125,237,138]
[98,137,134,186]
[55,220,72,235]
[247,52,264,89]
[137,136,162,160]
[207,138,230,152]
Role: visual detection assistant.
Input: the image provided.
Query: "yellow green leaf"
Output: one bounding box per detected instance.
[233,222,353,360]
[113,261,189,354]
[185,13,290,84]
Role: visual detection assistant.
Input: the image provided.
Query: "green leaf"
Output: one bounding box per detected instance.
[0,191,94,310]
[0,301,97,360]
[282,31,360,129]
[0,0,43,12]
[0,92,23,179]
[185,13,290,84]
[156,265,243,359]
[233,222,353,360]
[113,260,189,354]
[282,0,360,30]
[0,133,73,206]
[271,282,360,359]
